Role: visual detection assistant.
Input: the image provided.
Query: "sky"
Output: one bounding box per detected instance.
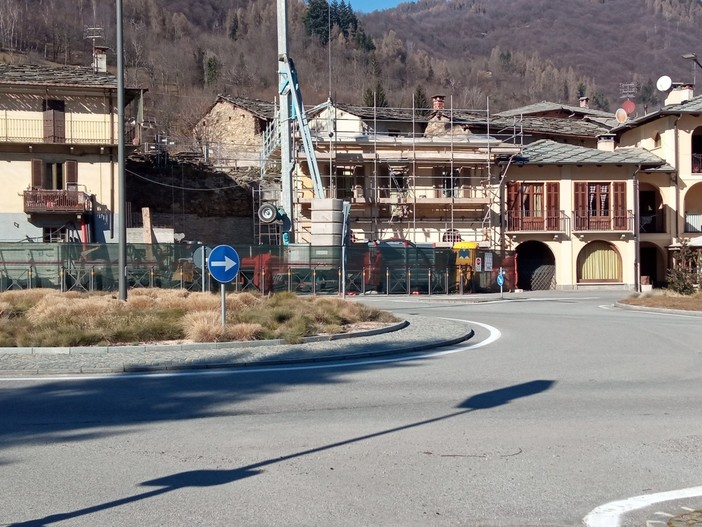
[347,0,415,13]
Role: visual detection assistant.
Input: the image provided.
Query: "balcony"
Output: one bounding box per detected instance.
[506,210,569,232]
[572,210,634,232]
[692,153,702,173]
[685,212,702,233]
[1,117,136,145]
[24,189,93,215]
[639,211,666,233]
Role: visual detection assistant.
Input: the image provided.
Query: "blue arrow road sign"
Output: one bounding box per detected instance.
[207,245,240,283]
[496,273,505,287]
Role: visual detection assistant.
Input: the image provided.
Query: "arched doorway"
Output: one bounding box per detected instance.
[683,181,702,233]
[577,241,622,283]
[515,241,556,290]
[639,182,664,233]
[639,242,663,287]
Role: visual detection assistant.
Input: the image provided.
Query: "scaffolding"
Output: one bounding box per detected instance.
[292,95,523,247]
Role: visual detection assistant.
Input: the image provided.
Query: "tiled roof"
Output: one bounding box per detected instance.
[495,101,615,119]
[517,139,668,167]
[217,95,276,120]
[488,115,612,138]
[333,102,430,122]
[0,63,128,88]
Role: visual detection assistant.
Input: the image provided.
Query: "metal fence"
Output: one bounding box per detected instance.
[0,242,513,296]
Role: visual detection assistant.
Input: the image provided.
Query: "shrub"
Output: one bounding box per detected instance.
[667,239,699,295]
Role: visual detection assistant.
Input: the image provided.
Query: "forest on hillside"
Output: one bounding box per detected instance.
[1,0,701,138]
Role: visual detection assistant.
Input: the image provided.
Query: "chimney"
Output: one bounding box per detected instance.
[665,84,694,106]
[432,95,446,111]
[579,96,590,109]
[93,45,109,73]
[597,133,616,152]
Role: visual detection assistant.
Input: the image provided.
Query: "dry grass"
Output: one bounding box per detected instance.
[0,289,399,347]
[618,289,702,311]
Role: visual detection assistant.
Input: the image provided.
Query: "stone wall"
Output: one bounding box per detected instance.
[126,155,256,245]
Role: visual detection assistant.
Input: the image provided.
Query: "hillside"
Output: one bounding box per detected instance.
[1,0,701,135]
[361,0,702,112]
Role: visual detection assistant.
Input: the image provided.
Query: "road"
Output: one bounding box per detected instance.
[1,291,701,526]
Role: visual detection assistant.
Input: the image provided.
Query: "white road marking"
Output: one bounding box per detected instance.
[0,320,501,383]
[584,485,702,527]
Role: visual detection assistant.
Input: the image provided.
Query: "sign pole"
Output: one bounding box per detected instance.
[221,283,226,327]
[207,245,240,330]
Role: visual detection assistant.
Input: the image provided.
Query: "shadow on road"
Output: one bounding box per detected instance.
[8,380,555,527]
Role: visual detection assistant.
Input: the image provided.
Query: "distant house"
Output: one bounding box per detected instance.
[195,87,702,292]
[194,95,275,168]
[0,62,145,243]
[613,85,702,286]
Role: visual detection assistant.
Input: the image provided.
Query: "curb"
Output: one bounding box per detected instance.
[614,301,702,317]
[0,320,411,356]
[0,321,475,376]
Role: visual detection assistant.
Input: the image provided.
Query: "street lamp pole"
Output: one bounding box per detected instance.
[116,0,127,301]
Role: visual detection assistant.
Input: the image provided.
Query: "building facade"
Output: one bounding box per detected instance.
[0,63,144,244]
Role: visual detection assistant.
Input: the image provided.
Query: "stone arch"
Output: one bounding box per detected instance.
[515,240,556,290]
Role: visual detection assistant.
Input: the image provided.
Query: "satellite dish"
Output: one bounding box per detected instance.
[656,75,672,92]
[615,108,628,124]
[621,99,636,115]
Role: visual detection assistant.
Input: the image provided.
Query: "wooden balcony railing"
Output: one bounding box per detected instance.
[572,210,634,231]
[505,210,569,232]
[24,189,92,215]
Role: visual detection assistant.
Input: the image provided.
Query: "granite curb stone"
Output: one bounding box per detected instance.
[0,315,472,376]
[614,301,702,317]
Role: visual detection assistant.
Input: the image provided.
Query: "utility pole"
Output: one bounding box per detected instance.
[277,0,294,242]
[116,0,127,300]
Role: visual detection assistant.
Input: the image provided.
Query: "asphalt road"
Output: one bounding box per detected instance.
[1,291,701,526]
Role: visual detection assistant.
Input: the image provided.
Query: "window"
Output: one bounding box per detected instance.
[507,182,559,230]
[31,160,77,190]
[588,184,609,217]
[574,181,627,230]
[43,227,67,243]
[442,228,462,243]
[653,133,661,148]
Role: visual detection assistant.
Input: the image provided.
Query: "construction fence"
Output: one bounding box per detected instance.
[0,242,515,296]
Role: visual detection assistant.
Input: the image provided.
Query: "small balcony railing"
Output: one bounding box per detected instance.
[692,153,702,173]
[24,189,93,214]
[506,210,569,232]
[639,211,666,233]
[685,212,702,233]
[572,210,634,231]
[1,117,137,145]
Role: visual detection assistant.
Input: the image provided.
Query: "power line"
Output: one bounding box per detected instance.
[126,169,243,191]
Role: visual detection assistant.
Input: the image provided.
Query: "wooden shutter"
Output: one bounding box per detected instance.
[574,182,587,230]
[546,182,560,230]
[506,182,521,230]
[31,159,44,188]
[612,181,627,229]
[42,100,65,143]
[65,160,78,189]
